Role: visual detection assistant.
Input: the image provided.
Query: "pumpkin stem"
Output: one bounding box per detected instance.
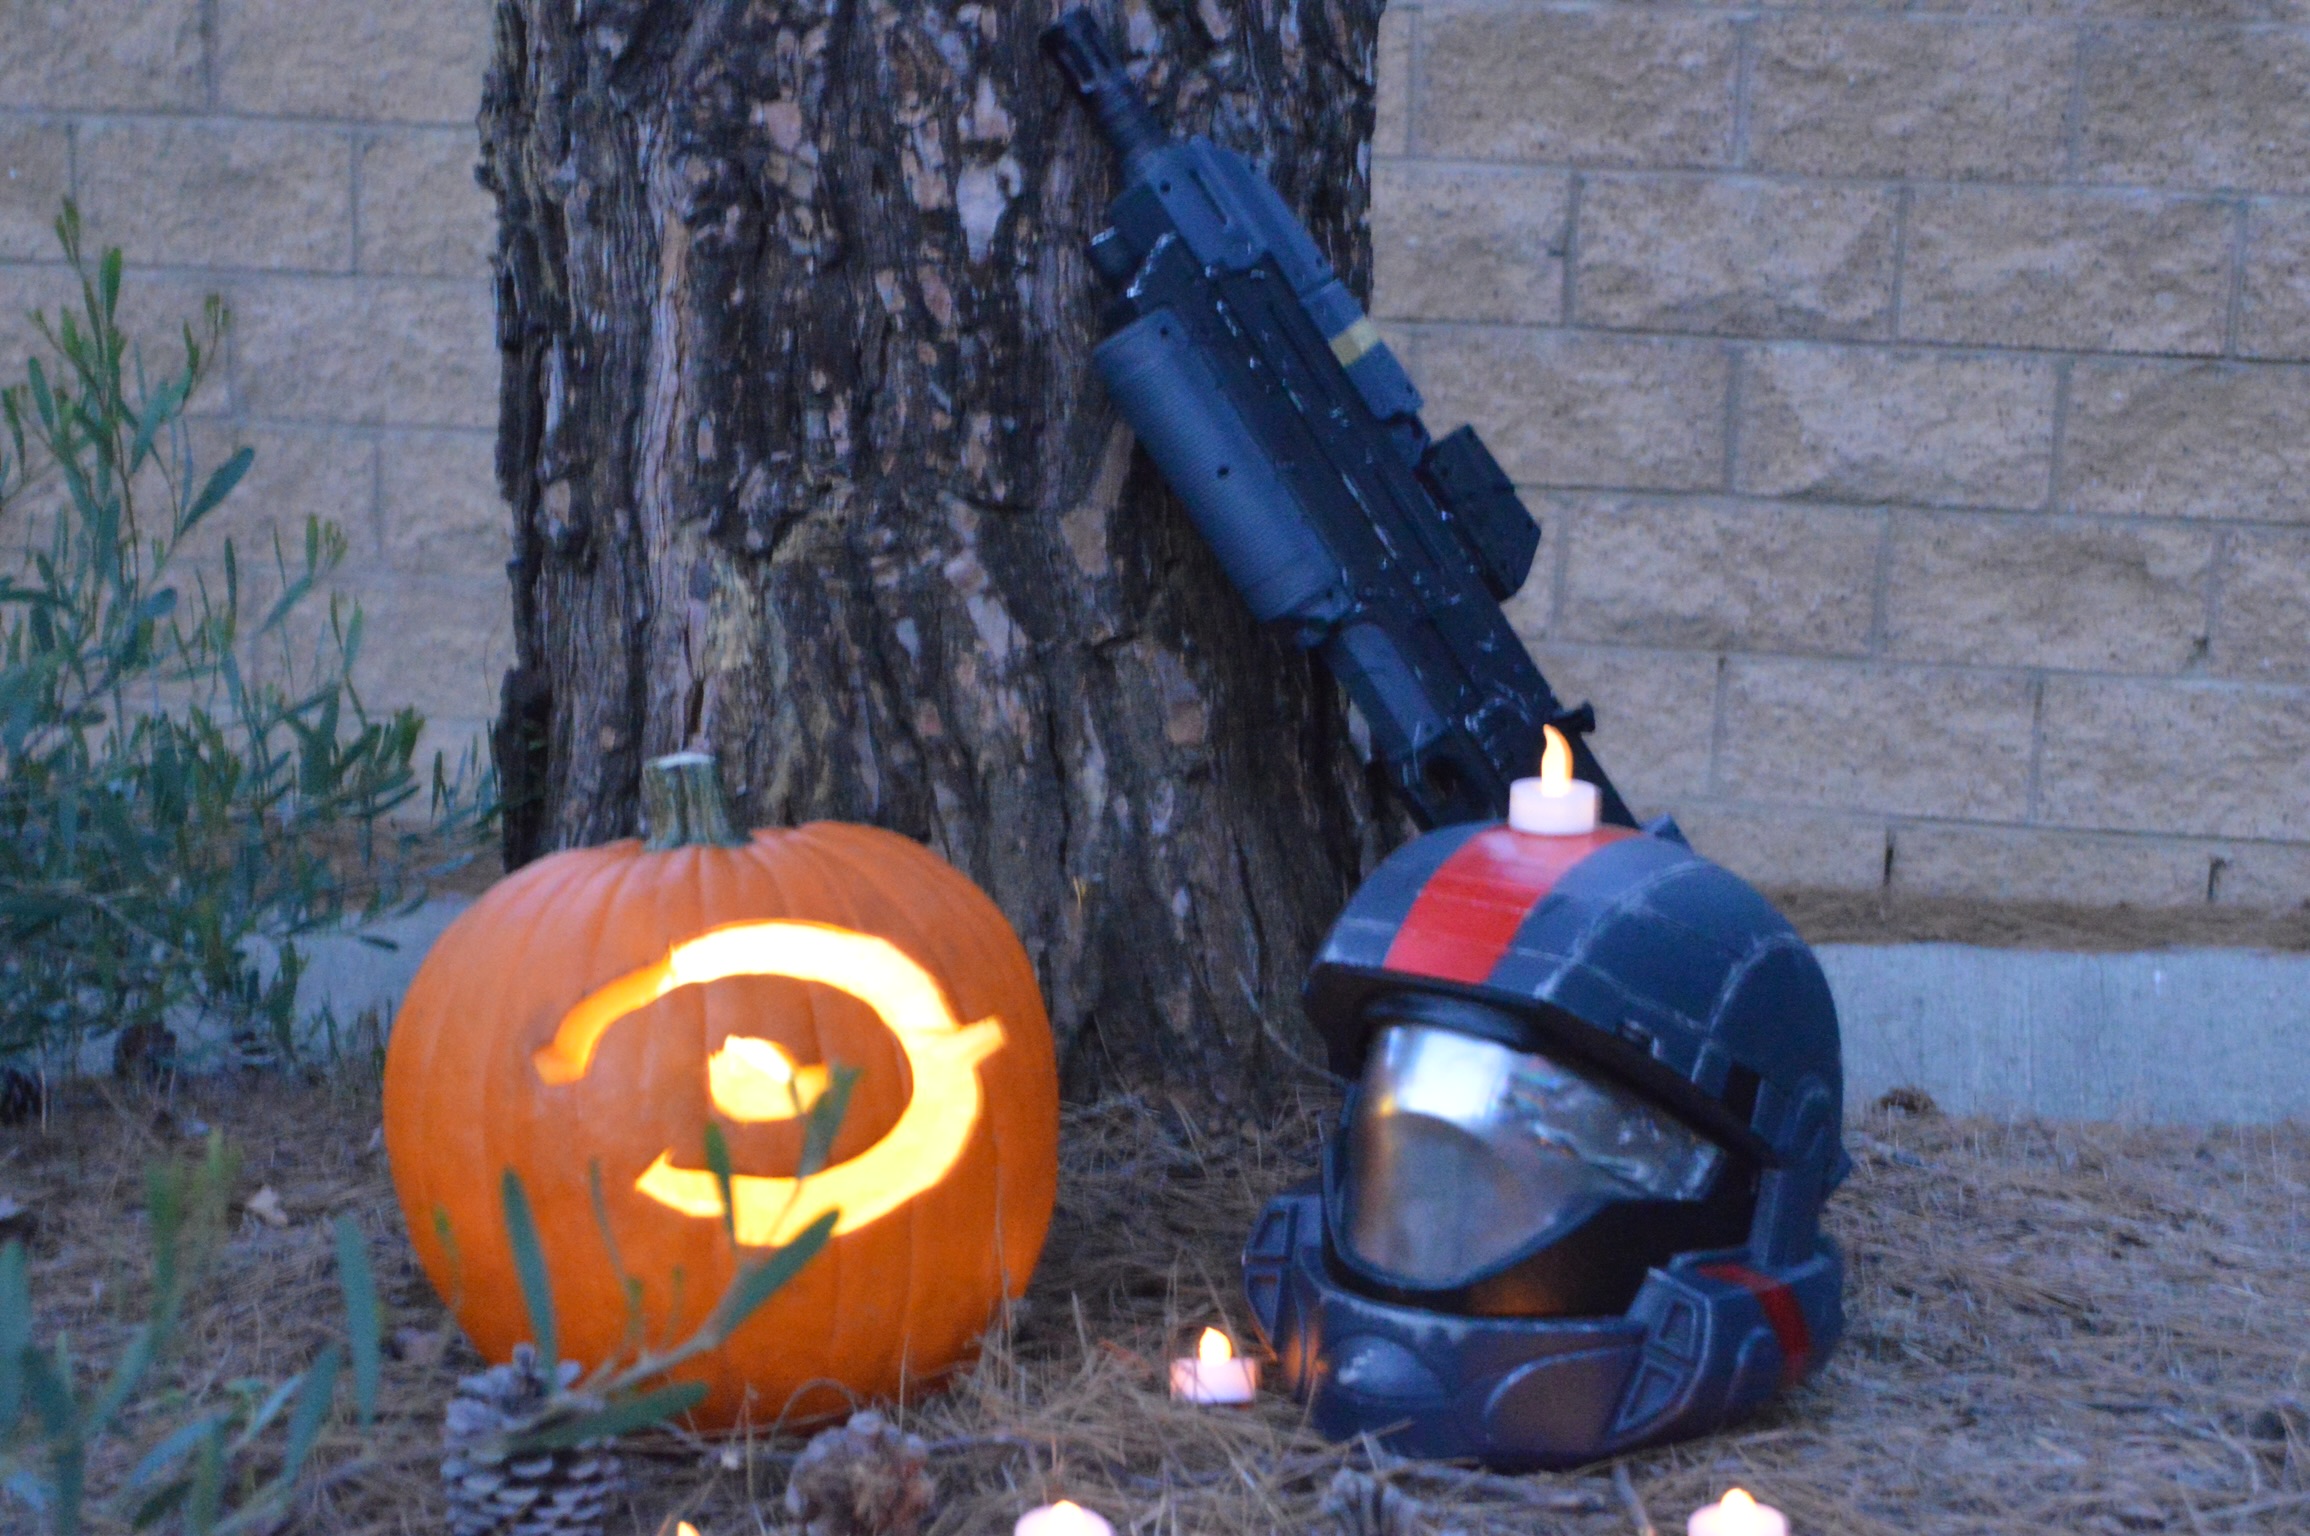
[642,752,748,850]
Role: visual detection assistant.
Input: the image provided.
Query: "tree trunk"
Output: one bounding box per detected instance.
[480,0,1390,1103]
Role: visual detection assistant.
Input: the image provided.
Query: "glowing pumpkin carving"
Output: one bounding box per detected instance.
[382,753,1060,1426]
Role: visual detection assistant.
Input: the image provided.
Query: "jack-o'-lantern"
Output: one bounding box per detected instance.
[382,753,1060,1427]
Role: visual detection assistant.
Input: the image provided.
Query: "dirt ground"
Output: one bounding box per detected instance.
[1767,889,2310,954]
[4,1076,2306,1535]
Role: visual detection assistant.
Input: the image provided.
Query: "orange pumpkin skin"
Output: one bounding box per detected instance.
[381,822,1060,1428]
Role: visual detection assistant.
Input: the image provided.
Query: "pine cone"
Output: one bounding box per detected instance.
[1319,1469,1426,1536]
[440,1344,625,1536]
[782,1410,937,1536]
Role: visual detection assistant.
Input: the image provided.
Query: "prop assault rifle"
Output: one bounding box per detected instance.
[1043,10,1635,830]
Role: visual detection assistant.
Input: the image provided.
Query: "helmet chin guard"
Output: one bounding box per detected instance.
[1242,821,1847,1469]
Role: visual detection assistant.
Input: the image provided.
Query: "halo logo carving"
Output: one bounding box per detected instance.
[531,919,1006,1247]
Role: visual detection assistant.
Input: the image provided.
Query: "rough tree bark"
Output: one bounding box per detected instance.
[480,0,1390,1102]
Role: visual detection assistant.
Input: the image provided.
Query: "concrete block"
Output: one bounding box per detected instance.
[177,423,380,576]
[1523,641,1718,810]
[2063,359,2310,523]
[1413,3,1739,167]
[358,129,495,280]
[2239,199,2310,362]
[78,120,354,274]
[0,121,71,264]
[230,277,499,429]
[1371,161,1566,325]
[1737,344,2056,509]
[217,0,492,123]
[1883,512,2215,673]
[1375,4,1414,157]
[1889,822,2217,907]
[1825,944,2310,1123]
[2080,26,2310,194]
[2039,677,2310,840]
[1748,16,2071,179]
[1673,803,1890,894]
[1401,324,1728,491]
[4,263,234,381]
[1553,493,1879,654]
[2213,528,2310,683]
[343,571,512,729]
[1899,187,2232,356]
[1575,174,1896,340]
[379,428,509,577]
[0,0,205,112]
[1718,657,2037,820]
[0,265,60,370]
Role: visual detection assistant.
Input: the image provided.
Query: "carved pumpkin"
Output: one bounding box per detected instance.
[382,754,1060,1426]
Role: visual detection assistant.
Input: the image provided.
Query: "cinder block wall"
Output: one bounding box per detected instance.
[3,1,2306,910]
[0,0,506,765]
[1376,2,2310,909]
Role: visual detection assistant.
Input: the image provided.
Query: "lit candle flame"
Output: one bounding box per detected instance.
[1198,1327,1233,1364]
[706,1034,830,1123]
[1722,1491,1756,1512]
[1539,724,1573,797]
[676,1523,702,1536]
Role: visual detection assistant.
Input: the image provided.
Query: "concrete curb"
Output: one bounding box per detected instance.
[1822,944,2310,1125]
[304,906,2310,1125]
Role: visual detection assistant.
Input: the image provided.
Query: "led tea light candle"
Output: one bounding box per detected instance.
[1169,1326,1259,1404]
[1507,724,1600,836]
[1016,1500,1115,1536]
[1687,1488,1789,1536]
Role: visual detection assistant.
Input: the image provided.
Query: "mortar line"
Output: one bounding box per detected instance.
[63,119,81,210]
[1528,638,2298,697]
[1887,184,1913,340]
[368,434,388,558]
[2044,355,2072,513]
[200,0,220,111]
[2062,25,2091,182]
[1385,314,2282,370]
[1405,6,1425,160]
[2024,672,2048,823]
[1560,172,1583,326]
[2202,525,2231,679]
[348,130,365,276]
[1474,483,2296,537]
[1539,476,1571,631]
[1720,343,1746,493]
[2223,199,2251,358]
[1705,652,1731,799]
[1693,795,2309,851]
[1730,17,1757,171]
[1867,504,1895,657]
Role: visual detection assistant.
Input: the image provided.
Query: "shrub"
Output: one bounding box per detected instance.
[0,206,487,1075]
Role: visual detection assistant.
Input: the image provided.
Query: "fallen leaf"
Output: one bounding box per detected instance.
[244,1186,289,1228]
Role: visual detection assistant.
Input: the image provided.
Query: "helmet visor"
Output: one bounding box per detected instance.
[1342,1023,1725,1291]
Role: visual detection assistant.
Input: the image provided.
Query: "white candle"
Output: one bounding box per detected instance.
[1686,1488,1789,1536]
[1507,724,1600,836]
[1015,1500,1115,1536]
[1168,1327,1259,1404]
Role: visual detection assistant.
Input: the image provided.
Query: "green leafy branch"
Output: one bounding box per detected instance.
[0,1137,383,1535]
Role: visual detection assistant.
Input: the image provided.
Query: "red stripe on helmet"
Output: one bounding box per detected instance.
[1699,1261,1814,1386]
[1380,825,1635,985]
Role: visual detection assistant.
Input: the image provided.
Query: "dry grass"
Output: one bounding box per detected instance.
[5,1077,2307,1535]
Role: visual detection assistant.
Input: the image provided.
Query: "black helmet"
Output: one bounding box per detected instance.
[1244,821,1848,1468]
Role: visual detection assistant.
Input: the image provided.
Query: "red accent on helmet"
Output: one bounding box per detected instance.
[1380,825,1637,985]
[1698,1261,1814,1386]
